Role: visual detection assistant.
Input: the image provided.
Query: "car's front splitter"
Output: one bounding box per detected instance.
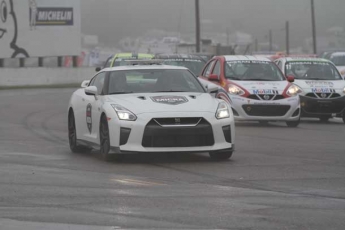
[107,111,235,153]
[230,95,300,121]
[300,95,345,117]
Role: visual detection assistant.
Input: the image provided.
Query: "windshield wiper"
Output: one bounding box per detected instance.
[109,91,133,95]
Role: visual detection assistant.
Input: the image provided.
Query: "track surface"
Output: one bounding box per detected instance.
[1,88,345,229]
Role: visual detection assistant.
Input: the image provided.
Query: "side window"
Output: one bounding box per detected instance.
[90,72,106,95]
[204,60,216,77]
[213,61,221,77]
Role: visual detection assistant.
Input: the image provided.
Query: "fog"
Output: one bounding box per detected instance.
[81,0,345,49]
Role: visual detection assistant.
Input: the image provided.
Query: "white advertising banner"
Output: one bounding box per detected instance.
[0,0,81,58]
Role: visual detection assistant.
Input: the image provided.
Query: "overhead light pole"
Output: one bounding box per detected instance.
[311,0,317,54]
[195,0,201,53]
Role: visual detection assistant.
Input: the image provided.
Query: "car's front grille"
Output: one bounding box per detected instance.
[242,104,291,116]
[247,94,285,101]
[153,117,202,126]
[142,118,214,147]
[305,93,341,99]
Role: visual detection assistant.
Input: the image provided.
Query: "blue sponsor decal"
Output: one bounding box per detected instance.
[252,89,277,95]
[311,88,333,93]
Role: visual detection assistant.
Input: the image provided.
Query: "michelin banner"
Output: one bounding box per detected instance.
[0,0,81,58]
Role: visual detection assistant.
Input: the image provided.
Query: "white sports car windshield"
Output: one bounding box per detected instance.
[285,61,342,80]
[225,61,285,81]
[107,69,205,94]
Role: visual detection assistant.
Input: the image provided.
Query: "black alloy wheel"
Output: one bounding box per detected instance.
[319,116,330,123]
[209,150,233,161]
[286,118,300,127]
[68,111,92,153]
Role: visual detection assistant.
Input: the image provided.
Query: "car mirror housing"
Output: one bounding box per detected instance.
[95,67,101,72]
[81,80,90,88]
[286,75,295,83]
[209,74,219,82]
[85,86,98,96]
[207,86,219,94]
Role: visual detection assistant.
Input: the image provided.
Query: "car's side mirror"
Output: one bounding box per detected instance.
[209,74,219,82]
[207,86,219,94]
[85,86,98,96]
[286,75,295,83]
[81,80,90,88]
[95,67,101,72]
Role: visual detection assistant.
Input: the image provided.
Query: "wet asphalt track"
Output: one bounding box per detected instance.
[0,88,345,230]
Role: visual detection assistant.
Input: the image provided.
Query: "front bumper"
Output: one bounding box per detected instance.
[107,111,235,154]
[300,95,345,117]
[230,95,300,121]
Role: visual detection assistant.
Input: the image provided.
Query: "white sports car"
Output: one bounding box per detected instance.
[68,64,235,161]
[329,52,345,77]
[275,57,345,122]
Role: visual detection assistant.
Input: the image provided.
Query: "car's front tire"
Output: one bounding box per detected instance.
[342,113,345,124]
[209,150,233,160]
[99,115,124,161]
[286,118,300,127]
[319,116,330,123]
[68,110,92,153]
[99,115,112,161]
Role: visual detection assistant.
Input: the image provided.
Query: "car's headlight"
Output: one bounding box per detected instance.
[228,84,245,96]
[286,84,302,97]
[216,102,230,119]
[111,104,137,121]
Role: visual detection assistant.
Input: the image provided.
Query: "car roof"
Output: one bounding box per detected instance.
[113,53,154,59]
[330,52,345,57]
[277,57,331,62]
[101,65,189,72]
[222,55,271,62]
[155,53,204,60]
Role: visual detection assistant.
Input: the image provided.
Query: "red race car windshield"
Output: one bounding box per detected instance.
[225,60,285,81]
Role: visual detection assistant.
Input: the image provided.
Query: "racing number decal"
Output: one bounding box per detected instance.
[86,103,92,134]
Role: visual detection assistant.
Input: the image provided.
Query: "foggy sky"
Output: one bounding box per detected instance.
[81,0,345,48]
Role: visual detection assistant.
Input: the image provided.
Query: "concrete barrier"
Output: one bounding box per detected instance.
[0,67,95,87]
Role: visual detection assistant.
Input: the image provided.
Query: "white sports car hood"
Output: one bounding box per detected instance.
[105,92,219,114]
[293,79,345,91]
[232,81,288,94]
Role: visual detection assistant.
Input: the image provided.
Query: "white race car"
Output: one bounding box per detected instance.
[199,56,301,127]
[68,64,235,161]
[275,57,345,122]
[329,52,345,77]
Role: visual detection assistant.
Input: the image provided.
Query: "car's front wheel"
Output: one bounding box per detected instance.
[286,118,300,127]
[99,115,123,161]
[99,115,112,161]
[68,110,92,153]
[209,150,233,160]
[342,113,345,124]
[319,116,330,123]
[259,121,269,125]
